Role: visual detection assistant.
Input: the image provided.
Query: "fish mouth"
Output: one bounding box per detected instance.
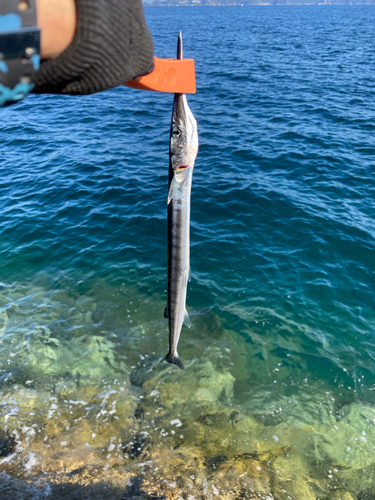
[175,165,190,171]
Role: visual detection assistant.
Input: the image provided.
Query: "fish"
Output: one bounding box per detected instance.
[164,32,199,371]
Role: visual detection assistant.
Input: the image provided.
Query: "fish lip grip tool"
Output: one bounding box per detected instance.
[125,56,196,94]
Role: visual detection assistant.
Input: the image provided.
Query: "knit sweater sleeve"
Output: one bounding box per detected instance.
[33,0,154,95]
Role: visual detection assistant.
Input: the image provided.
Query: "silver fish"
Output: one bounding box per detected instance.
[164,32,198,371]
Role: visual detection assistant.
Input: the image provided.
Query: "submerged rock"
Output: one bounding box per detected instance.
[129,355,164,387]
[0,429,15,457]
[2,281,375,499]
[142,347,236,407]
[0,310,8,337]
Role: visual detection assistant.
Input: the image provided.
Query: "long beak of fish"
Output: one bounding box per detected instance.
[177,31,183,61]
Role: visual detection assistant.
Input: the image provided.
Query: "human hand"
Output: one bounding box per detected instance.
[33,0,154,95]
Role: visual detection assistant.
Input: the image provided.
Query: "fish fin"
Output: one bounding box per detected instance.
[184,269,189,286]
[165,353,185,371]
[167,176,178,204]
[183,309,191,328]
[164,305,168,319]
[188,266,191,282]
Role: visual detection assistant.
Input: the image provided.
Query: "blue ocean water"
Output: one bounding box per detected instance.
[1,5,375,499]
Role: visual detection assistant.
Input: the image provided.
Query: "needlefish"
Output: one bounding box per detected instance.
[164,32,198,371]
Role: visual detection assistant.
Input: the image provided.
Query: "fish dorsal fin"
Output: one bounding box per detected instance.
[167,176,179,204]
[183,309,191,328]
[164,305,169,319]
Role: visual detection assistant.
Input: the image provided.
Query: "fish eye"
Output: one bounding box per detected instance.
[172,126,181,139]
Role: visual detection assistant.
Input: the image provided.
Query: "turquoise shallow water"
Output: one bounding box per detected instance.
[0,5,375,499]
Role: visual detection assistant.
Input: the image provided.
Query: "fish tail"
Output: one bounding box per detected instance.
[164,353,185,371]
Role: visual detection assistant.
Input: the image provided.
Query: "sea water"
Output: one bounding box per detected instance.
[0,5,375,499]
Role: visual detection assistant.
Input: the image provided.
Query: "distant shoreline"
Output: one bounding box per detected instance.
[144,2,375,5]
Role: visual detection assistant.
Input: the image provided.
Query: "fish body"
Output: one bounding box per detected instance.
[165,33,198,371]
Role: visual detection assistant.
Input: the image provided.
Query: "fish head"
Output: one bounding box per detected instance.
[170,94,198,171]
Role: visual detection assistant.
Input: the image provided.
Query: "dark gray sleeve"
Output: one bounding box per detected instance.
[32,0,154,95]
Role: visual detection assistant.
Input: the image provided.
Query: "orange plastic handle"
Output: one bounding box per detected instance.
[125,57,196,94]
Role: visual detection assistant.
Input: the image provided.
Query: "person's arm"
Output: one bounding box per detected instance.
[0,0,154,105]
[32,0,154,95]
[36,0,76,60]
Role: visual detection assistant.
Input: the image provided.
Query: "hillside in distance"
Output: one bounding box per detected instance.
[146,0,375,5]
